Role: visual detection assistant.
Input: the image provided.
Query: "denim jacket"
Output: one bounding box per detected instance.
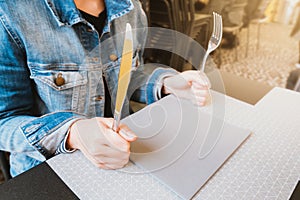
[0,0,177,177]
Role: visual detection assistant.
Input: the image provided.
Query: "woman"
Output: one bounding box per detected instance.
[0,0,210,177]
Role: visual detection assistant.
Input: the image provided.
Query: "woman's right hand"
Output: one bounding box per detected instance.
[67,117,137,169]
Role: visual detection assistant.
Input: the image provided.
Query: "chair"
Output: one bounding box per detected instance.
[219,2,247,65]
[246,17,268,56]
[286,68,300,92]
[149,0,175,29]
[178,0,211,44]
[294,77,300,92]
[297,42,300,68]
[176,0,211,69]
[145,0,212,71]
[145,0,186,71]
[0,150,11,181]
[244,0,272,57]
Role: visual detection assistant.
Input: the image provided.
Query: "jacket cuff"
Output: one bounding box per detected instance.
[20,112,85,158]
[146,67,178,104]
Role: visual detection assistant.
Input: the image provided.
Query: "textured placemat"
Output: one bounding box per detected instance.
[47,89,300,199]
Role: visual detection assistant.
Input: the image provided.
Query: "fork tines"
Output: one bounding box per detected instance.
[212,12,222,40]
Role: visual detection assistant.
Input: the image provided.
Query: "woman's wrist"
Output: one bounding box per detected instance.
[66,122,79,151]
[162,78,171,95]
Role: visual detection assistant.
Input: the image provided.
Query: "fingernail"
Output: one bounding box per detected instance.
[120,130,137,140]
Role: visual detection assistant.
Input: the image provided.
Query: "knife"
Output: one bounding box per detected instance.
[112,23,133,132]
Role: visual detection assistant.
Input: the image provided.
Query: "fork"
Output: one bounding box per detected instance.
[199,12,223,72]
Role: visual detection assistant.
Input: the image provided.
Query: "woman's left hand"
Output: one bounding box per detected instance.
[162,70,211,106]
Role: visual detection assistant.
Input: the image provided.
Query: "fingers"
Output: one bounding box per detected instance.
[97,154,129,165]
[105,130,130,152]
[94,145,130,158]
[191,82,210,104]
[191,93,209,106]
[98,117,137,142]
[97,163,112,170]
[96,118,130,152]
[98,118,137,142]
[162,70,211,101]
[119,124,137,142]
[95,158,129,170]
[181,70,211,88]
[183,71,210,106]
[195,96,207,106]
[93,149,130,170]
[198,71,211,88]
[97,162,129,170]
[192,82,209,90]
[86,141,131,170]
[191,85,209,95]
[98,117,114,128]
[164,70,211,106]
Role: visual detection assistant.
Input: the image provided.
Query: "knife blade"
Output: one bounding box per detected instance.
[112,23,133,132]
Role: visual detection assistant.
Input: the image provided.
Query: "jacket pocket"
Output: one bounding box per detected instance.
[30,69,88,112]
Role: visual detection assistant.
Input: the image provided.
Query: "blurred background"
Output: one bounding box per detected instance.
[141,0,300,90]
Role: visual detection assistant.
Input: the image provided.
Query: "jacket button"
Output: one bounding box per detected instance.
[95,96,103,101]
[109,54,118,61]
[91,57,99,62]
[55,73,65,86]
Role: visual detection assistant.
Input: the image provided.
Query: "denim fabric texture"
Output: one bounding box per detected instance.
[0,0,176,176]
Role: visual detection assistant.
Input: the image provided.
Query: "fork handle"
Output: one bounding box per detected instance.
[200,51,209,72]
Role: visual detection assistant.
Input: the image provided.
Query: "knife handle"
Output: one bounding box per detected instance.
[112,111,121,132]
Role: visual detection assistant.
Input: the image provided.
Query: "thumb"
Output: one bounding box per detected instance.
[119,124,137,142]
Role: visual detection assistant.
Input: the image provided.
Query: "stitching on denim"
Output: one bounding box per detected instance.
[0,15,25,50]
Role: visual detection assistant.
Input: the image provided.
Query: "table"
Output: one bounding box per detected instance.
[1,88,299,199]
[0,162,78,200]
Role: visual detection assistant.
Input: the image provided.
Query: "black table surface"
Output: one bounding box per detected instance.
[0,162,78,200]
[0,161,299,200]
[290,181,300,200]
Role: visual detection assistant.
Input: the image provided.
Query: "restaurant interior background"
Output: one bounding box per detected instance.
[143,0,300,103]
[1,0,300,183]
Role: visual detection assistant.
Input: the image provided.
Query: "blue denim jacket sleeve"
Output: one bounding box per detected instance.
[0,22,85,161]
[20,113,85,157]
[146,67,178,104]
[127,60,179,105]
